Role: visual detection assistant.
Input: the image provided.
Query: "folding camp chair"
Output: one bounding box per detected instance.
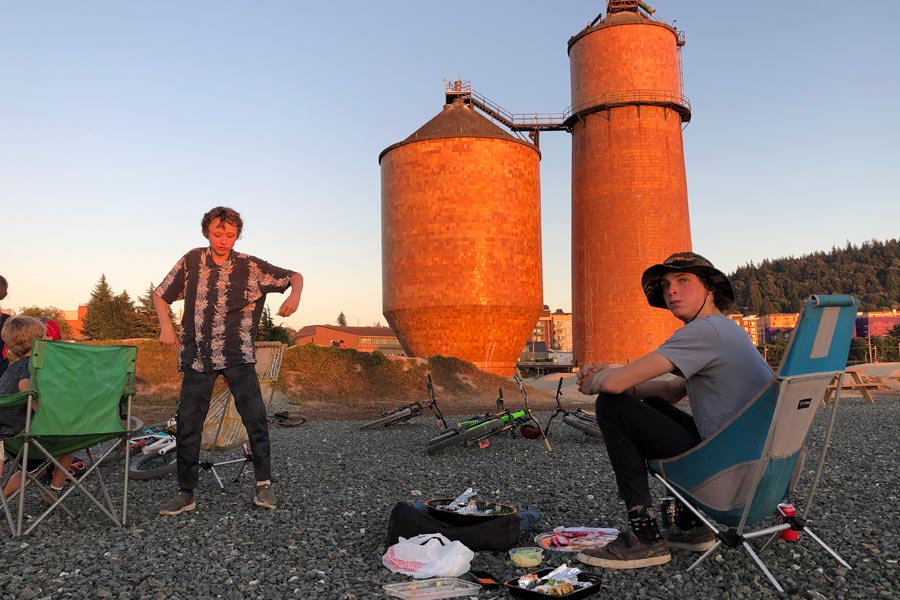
[0,340,137,537]
[648,294,858,593]
[198,342,286,488]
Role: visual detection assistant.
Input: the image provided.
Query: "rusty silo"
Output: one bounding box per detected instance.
[567,0,692,365]
[379,94,543,376]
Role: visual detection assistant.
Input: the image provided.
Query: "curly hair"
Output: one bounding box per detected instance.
[201,207,243,237]
[1,315,46,359]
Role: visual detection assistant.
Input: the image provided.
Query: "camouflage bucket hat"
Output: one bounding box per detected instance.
[641,252,735,309]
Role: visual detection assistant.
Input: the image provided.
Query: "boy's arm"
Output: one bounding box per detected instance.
[577,352,681,399]
[276,272,304,317]
[153,293,178,350]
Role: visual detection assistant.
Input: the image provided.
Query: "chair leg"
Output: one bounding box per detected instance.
[686,539,723,572]
[803,525,852,569]
[742,540,786,593]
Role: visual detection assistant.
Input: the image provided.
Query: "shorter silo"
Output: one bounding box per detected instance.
[380,97,543,376]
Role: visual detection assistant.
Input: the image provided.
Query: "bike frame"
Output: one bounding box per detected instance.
[450,380,552,451]
[544,376,600,438]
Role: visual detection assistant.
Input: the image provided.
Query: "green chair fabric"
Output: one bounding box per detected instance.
[0,340,137,536]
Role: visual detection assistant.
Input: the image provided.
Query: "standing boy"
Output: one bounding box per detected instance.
[154,207,303,515]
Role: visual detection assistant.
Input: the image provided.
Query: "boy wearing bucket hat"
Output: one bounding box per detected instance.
[575,252,773,570]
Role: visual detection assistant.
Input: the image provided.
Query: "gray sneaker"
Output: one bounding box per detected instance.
[159,492,195,516]
[577,530,671,569]
[254,483,276,509]
[665,524,717,552]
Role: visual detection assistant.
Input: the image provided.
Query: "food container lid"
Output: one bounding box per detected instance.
[383,577,481,599]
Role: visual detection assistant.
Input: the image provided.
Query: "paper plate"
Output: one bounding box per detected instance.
[534,526,619,552]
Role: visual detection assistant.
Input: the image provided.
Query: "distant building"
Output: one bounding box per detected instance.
[728,314,760,346]
[292,325,405,356]
[856,310,900,337]
[529,309,573,353]
[64,305,88,340]
[759,313,800,343]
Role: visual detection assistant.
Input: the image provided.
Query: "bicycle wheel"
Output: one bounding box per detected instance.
[129,448,178,480]
[359,406,416,431]
[426,418,504,454]
[563,413,602,438]
[87,416,146,467]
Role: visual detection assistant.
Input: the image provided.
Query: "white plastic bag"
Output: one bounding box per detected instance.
[382,533,475,579]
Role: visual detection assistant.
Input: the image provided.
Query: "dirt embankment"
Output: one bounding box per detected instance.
[124,340,570,422]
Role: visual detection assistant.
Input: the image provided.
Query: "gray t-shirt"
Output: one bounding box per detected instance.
[656,314,773,439]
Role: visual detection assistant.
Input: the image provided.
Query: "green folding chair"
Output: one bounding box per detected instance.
[0,340,137,536]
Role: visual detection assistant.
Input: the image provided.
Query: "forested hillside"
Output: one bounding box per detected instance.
[730,239,900,314]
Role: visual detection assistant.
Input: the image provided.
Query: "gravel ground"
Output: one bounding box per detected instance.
[1,396,898,599]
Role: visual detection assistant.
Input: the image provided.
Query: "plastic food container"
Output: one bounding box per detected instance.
[508,546,544,568]
[383,577,481,599]
[425,497,517,526]
[503,568,604,599]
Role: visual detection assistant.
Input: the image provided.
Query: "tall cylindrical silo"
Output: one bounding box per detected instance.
[567,3,692,365]
[380,97,543,376]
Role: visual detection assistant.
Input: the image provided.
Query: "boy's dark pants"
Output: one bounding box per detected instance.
[595,393,701,508]
[176,363,271,490]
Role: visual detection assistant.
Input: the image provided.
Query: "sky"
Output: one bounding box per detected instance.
[2,1,898,331]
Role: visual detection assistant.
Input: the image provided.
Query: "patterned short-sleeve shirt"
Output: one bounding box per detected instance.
[155,247,295,373]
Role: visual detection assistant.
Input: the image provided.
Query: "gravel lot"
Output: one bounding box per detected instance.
[1,395,897,599]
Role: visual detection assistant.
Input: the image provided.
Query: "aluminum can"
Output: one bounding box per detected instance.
[777,502,799,542]
[659,497,676,529]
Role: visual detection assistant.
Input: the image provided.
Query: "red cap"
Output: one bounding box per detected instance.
[44,319,62,340]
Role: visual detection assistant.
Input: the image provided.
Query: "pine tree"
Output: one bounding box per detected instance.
[135,283,176,338]
[82,274,116,339]
[257,305,291,344]
[337,311,347,326]
[110,291,138,339]
[258,305,275,341]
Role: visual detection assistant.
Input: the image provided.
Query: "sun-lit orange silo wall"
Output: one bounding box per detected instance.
[568,11,692,365]
[380,101,542,376]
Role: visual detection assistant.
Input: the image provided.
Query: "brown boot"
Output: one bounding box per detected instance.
[577,506,671,569]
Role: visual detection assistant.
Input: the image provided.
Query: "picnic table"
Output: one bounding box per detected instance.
[823,368,877,405]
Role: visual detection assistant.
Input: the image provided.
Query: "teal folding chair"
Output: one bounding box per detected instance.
[0,340,137,536]
[648,294,858,593]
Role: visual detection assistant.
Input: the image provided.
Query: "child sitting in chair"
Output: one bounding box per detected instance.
[0,315,74,499]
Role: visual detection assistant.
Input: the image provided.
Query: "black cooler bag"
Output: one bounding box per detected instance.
[386,502,520,551]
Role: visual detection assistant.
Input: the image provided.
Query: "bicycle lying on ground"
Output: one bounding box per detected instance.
[544,377,602,439]
[425,377,552,454]
[86,415,145,467]
[359,375,447,431]
[127,421,178,480]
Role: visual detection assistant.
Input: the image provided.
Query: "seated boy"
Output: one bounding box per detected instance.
[0,315,74,499]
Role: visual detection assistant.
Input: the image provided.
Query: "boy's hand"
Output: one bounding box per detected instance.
[577,364,616,395]
[159,328,178,351]
[277,295,300,317]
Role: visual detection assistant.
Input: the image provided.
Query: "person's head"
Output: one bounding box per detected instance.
[201,206,243,237]
[38,317,62,341]
[201,207,242,261]
[641,252,735,322]
[0,274,7,301]
[1,315,47,359]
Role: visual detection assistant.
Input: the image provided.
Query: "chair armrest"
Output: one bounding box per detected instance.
[0,390,36,408]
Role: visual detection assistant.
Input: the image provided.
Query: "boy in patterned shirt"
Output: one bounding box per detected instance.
[154,207,303,516]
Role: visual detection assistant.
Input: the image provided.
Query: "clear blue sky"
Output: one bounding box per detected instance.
[3,1,898,330]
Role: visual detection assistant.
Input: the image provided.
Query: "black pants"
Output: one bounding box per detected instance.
[176,363,271,490]
[595,392,701,508]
